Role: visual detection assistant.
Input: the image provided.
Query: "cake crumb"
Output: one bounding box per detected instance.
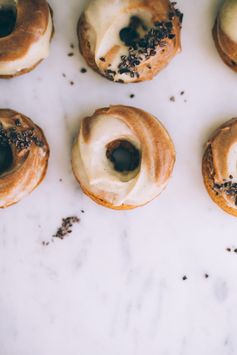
[169,96,175,102]
[42,241,50,246]
[53,216,80,240]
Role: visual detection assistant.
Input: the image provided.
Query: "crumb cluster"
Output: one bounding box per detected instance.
[53,216,80,240]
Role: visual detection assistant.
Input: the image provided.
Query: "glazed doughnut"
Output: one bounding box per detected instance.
[72,105,175,210]
[202,118,237,217]
[0,109,49,208]
[78,0,183,83]
[213,0,237,72]
[0,0,54,78]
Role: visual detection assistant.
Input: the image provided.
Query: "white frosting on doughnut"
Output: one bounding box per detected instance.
[80,0,182,83]
[220,0,237,43]
[0,8,52,75]
[86,0,152,57]
[72,106,175,207]
[85,0,153,82]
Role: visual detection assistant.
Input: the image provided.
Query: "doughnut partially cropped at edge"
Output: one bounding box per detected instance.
[203,118,237,217]
[0,0,54,78]
[78,0,183,83]
[213,0,237,71]
[0,109,49,208]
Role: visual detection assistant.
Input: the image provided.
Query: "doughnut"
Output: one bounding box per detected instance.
[203,118,237,217]
[213,0,237,72]
[0,109,49,208]
[72,105,176,210]
[78,0,183,83]
[0,0,54,78]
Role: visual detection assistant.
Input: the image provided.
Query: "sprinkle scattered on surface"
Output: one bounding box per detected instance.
[53,216,80,240]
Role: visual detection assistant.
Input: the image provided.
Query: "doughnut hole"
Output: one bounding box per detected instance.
[0,1,17,38]
[0,143,13,175]
[119,16,148,46]
[106,139,141,178]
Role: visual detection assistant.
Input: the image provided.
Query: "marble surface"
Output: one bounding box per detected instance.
[1,0,237,354]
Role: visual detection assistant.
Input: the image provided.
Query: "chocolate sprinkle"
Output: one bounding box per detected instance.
[182,275,187,281]
[213,180,237,203]
[53,216,80,240]
[105,3,182,81]
[0,121,44,152]
[68,52,74,57]
[42,241,50,246]
[80,68,87,73]
[15,119,21,127]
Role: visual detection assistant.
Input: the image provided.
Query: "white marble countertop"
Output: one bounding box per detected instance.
[1,0,237,354]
